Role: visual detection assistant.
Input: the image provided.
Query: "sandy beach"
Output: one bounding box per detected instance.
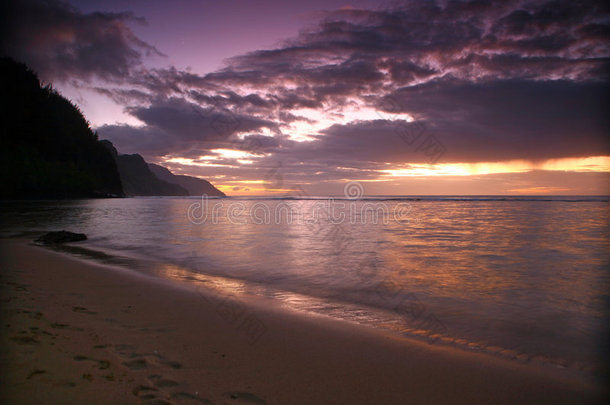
[0,238,605,405]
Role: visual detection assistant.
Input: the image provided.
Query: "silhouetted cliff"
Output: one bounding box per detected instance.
[148,164,226,197]
[0,57,225,199]
[0,57,123,198]
[99,139,225,197]
[115,153,188,196]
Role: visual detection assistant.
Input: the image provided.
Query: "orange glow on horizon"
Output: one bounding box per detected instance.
[507,186,571,194]
[381,156,610,177]
[163,155,609,196]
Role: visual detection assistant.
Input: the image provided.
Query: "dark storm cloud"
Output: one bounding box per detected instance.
[4,0,607,91]
[93,87,152,105]
[3,0,608,183]
[188,90,274,113]
[99,97,277,157]
[99,0,607,178]
[279,79,609,166]
[384,79,609,161]
[96,124,169,156]
[0,0,162,82]
[218,0,608,85]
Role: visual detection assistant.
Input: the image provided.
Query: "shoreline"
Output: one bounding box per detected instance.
[1,238,606,404]
[24,237,606,380]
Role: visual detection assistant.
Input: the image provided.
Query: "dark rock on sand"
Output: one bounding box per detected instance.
[35,231,87,244]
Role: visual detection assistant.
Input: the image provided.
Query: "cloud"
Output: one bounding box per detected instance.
[86,0,606,112]
[0,0,162,82]
[99,97,278,157]
[385,78,610,161]
[97,0,608,187]
[214,0,608,89]
[3,0,608,193]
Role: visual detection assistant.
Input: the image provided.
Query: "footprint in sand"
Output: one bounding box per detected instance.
[153,378,179,388]
[50,322,83,331]
[123,358,148,370]
[132,384,165,402]
[113,345,206,403]
[161,360,182,369]
[26,369,46,379]
[133,384,159,396]
[137,375,204,404]
[114,343,136,351]
[225,392,267,404]
[30,327,54,337]
[171,391,208,402]
[73,355,112,370]
[72,306,96,315]
[5,281,29,292]
[52,380,77,388]
[115,346,183,371]
[10,335,39,345]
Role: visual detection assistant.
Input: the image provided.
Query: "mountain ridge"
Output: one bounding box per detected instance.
[100,140,225,197]
[0,56,226,199]
[0,57,123,198]
[148,163,226,197]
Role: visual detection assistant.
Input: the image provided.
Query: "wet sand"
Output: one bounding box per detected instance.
[0,239,605,404]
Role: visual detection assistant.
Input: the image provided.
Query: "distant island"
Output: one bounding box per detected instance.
[0,57,225,199]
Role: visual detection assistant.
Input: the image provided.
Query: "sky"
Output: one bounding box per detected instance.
[1,0,609,196]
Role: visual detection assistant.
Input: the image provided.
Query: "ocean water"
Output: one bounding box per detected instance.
[1,196,608,376]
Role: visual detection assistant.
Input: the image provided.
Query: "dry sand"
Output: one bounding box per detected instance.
[0,239,605,404]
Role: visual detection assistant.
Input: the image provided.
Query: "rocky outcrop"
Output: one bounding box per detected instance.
[35,231,87,244]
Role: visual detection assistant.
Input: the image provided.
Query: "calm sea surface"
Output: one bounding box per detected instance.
[2,196,608,376]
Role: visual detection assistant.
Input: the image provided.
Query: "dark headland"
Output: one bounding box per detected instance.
[0,57,224,199]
